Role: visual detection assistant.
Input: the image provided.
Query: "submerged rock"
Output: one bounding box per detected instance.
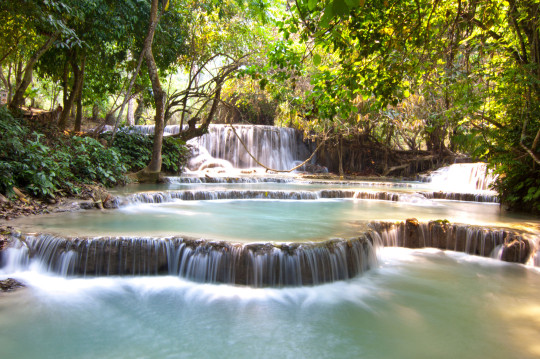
[0,278,25,292]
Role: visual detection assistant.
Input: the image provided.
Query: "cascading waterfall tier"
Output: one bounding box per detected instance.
[119,189,400,204]
[1,221,536,288]
[2,234,376,287]
[187,125,311,171]
[112,189,498,206]
[369,219,535,264]
[422,163,497,192]
[166,176,296,184]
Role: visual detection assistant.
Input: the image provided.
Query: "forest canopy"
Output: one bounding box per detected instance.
[0,0,539,212]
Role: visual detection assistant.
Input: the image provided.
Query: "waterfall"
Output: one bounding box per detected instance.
[165,176,296,184]
[2,234,376,287]
[2,220,537,287]
[100,125,183,136]
[187,125,311,172]
[114,189,497,206]
[117,189,409,205]
[369,219,533,264]
[424,163,497,192]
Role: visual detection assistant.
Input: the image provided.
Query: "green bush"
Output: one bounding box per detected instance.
[0,106,127,198]
[102,130,188,174]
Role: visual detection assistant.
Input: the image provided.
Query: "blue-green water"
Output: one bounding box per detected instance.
[12,196,534,241]
[1,174,539,359]
[1,248,539,359]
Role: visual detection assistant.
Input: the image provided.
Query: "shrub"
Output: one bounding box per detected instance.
[0,106,127,198]
[102,131,188,174]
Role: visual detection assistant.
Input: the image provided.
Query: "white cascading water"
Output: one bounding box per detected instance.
[2,234,377,287]
[426,163,497,192]
[186,125,311,172]
[101,124,183,136]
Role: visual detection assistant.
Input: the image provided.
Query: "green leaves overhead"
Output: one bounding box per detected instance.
[313,53,322,66]
[332,0,349,17]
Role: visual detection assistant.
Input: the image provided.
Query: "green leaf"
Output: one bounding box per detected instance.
[403,89,410,98]
[320,4,334,28]
[308,0,318,11]
[344,0,360,9]
[313,54,322,66]
[333,0,350,17]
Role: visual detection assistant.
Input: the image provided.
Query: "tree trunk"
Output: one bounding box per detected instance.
[59,52,85,131]
[139,0,164,176]
[9,32,59,109]
[338,137,344,178]
[134,96,144,125]
[74,55,86,132]
[91,104,100,122]
[126,97,135,126]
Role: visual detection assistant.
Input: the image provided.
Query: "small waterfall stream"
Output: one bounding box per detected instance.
[105,124,312,172]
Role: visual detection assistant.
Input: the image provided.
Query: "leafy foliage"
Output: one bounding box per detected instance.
[101,131,188,174]
[0,106,127,198]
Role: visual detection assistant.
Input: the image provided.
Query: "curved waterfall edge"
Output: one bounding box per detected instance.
[1,220,537,288]
[104,189,499,207]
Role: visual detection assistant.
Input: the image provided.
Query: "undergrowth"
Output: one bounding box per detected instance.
[0,106,187,199]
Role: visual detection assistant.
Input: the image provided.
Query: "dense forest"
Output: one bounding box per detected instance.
[0,0,539,213]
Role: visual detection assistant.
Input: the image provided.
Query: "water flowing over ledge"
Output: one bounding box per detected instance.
[2,220,536,287]
[369,219,536,264]
[2,234,376,287]
[114,189,498,205]
[420,162,497,192]
[166,176,296,184]
[188,125,311,171]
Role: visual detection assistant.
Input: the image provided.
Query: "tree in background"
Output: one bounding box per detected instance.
[261,0,539,211]
[0,0,79,109]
